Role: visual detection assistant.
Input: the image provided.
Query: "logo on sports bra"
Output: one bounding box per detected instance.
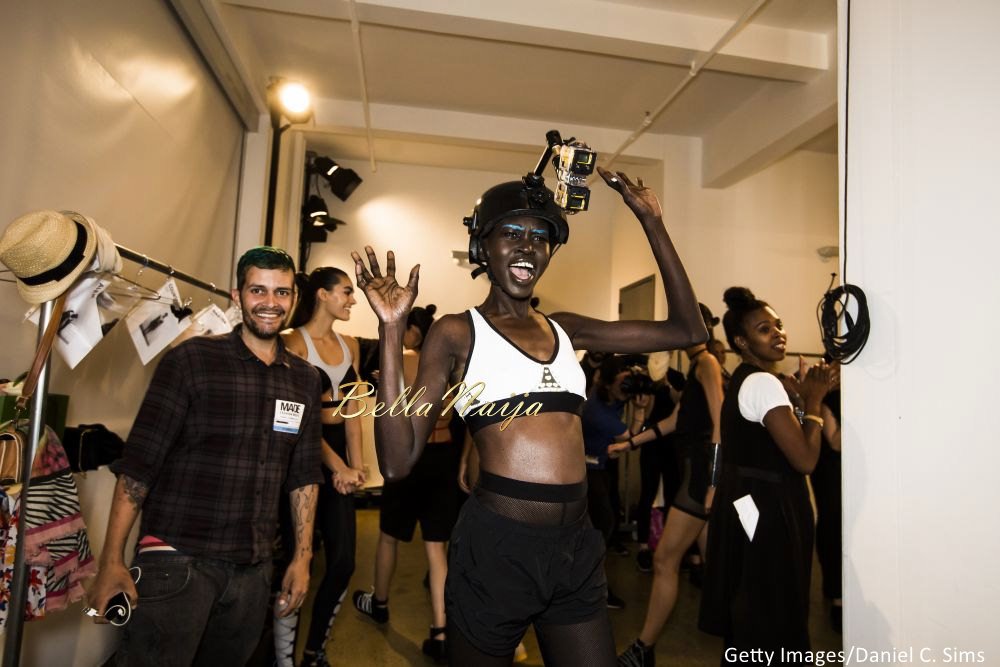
[536,366,564,392]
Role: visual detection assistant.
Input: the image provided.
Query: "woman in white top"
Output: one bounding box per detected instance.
[699,287,837,664]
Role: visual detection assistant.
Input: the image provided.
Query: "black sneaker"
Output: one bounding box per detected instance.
[352,589,389,624]
[606,590,626,609]
[636,549,653,573]
[618,638,655,667]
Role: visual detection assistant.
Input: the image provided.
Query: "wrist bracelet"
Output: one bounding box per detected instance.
[652,423,664,439]
[802,414,825,427]
[628,437,638,451]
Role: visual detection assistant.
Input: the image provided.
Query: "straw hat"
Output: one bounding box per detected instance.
[66,212,122,274]
[0,210,97,304]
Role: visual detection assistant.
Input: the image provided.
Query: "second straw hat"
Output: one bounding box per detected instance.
[0,210,97,304]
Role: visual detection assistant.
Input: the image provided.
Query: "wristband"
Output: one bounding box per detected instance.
[651,423,664,439]
[628,437,638,451]
[802,414,825,428]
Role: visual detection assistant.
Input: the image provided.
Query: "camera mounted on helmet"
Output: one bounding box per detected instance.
[463,130,596,279]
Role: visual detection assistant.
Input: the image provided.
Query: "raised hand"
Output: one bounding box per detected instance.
[351,246,419,324]
[597,166,663,221]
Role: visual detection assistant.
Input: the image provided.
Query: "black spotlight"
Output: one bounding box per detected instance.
[303,194,329,221]
[312,156,362,201]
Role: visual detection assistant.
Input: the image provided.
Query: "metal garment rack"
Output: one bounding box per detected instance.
[3,247,231,666]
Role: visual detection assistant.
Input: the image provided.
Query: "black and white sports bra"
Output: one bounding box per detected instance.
[458,308,586,433]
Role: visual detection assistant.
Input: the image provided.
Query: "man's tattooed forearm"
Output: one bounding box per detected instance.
[290,485,317,554]
[122,475,149,509]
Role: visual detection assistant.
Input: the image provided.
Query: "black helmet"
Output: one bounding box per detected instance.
[463,175,568,277]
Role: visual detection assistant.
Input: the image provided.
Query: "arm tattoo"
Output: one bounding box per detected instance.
[121,475,149,509]
[290,485,318,556]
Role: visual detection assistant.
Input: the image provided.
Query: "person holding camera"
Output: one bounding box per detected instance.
[581,355,651,609]
[351,166,706,665]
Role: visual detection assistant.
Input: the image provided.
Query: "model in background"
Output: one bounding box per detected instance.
[619,304,725,667]
[699,287,837,663]
[353,304,464,663]
[277,266,366,667]
[89,247,321,666]
[351,166,706,665]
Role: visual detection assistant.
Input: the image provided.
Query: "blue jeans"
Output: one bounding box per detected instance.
[114,552,272,667]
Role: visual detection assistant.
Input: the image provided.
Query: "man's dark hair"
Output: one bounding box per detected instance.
[236,247,296,290]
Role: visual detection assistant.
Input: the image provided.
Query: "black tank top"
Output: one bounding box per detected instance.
[675,352,712,443]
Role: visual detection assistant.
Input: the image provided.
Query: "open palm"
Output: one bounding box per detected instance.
[350,246,419,324]
[597,166,663,220]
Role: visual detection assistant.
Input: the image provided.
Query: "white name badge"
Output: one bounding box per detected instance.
[274,400,305,434]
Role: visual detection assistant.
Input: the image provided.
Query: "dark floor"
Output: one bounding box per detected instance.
[298,508,843,666]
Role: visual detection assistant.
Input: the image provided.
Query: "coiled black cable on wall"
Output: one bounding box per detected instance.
[818,0,870,365]
[817,273,869,364]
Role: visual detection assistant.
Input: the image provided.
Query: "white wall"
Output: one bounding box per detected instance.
[0,2,243,664]
[844,0,1000,658]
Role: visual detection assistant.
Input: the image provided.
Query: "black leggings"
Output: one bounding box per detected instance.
[302,467,356,651]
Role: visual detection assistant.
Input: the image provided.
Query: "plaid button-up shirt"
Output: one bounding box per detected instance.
[111,327,323,564]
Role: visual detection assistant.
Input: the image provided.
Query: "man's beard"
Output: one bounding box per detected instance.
[242,308,285,340]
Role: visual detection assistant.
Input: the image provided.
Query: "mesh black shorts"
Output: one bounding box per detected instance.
[445,490,608,656]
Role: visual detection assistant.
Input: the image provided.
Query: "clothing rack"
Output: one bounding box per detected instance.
[3,248,232,666]
[115,244,232,301]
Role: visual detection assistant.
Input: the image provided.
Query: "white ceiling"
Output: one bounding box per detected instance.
[178,0,837,183]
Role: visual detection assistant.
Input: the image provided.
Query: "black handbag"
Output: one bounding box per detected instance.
[62,423,124,472]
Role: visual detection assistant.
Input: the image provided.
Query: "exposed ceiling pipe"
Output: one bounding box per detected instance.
[347,0,377,172]
[602,0,771,171]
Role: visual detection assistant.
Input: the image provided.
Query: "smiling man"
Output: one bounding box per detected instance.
[88,246,322,666]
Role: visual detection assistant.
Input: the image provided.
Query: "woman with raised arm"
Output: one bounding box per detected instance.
[351,166,706,666]
[699,287,838,664]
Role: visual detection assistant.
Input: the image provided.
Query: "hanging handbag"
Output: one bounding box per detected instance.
[0,293,67,489]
